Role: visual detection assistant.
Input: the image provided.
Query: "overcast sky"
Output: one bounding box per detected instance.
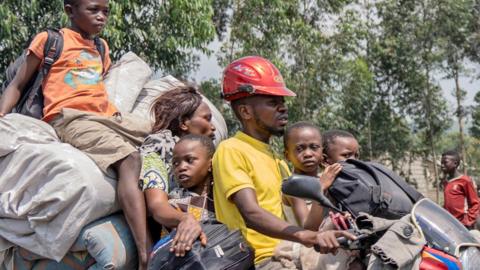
[438,73,477,107]
[192,4,479,109]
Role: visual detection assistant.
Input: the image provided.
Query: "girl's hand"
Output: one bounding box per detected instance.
[319,163,342,191]
[170,214,206,257]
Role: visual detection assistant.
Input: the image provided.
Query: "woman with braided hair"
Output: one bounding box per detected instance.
[149,86,216,140]
[139,85,216,258]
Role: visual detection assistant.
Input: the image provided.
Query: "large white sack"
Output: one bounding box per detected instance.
[131,75,185,120]
[0,114,58,157]
[131,76,228,144]
[202,97,228,145]
[0,114,118,261]
[104,52,152,113]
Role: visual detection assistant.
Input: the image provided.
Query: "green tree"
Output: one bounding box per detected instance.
[371,0,452,200]
[215,0,359,125]
[214,0,415,166]
[200,78,241,136]
[0,0,68,77]
[335,4,414,167]
[437,132,480,180]
[435,0,478,173]
[470,91,480,139]
[0,0,216,82]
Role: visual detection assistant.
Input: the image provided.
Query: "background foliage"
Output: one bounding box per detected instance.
[0,0,216,77]
[1,0,480,186]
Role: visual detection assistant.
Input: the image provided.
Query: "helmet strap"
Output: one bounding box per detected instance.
[221,84,256,99]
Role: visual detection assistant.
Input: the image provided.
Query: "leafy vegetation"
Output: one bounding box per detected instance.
[1,0,479,186]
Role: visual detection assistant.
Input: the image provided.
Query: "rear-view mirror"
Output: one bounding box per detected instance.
[282,174,342,213]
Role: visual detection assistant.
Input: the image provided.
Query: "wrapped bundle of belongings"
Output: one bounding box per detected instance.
[0,52,227,270]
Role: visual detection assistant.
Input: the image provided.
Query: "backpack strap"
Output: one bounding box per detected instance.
[14,29,63,116]
[44,30,106,74]
[368,162,424,203]
[45,30,106,73]
[43,29,64,76]
[93,36,106,73]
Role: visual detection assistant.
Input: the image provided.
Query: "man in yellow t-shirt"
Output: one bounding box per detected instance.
[213,56,355,269]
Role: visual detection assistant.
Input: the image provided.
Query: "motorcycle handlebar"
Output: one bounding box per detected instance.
[336,236,349,246]
[313,237,349,252]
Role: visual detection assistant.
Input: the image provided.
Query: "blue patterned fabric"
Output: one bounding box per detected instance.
[13,214,137,270]
[72,213,137,270]
[12,248,95,270]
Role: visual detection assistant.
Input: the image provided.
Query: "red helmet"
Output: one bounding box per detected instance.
[221,56,296,101]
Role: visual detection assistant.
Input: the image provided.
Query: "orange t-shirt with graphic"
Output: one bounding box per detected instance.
[28,28,117,122]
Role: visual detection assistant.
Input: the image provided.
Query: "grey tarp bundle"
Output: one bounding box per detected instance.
[367,214,425,270]
[104,52,228,145]
[0,52,228,265]
[130,75,228,145]
[0,114,119,261]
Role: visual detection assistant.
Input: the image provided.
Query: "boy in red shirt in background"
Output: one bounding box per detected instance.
[441,150,480,229]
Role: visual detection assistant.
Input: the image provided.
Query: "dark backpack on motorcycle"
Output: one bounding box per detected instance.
[147,221,254,270]
[328,159,424,220]
[0,29,106,119]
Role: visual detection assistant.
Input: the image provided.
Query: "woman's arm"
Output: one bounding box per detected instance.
[145,188,204,256]
[145,188,187,228]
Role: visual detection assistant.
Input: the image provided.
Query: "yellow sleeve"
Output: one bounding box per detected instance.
[278,160,291,179]
[213,144,255,200]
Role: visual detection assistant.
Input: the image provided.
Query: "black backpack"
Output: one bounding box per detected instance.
[148,221,255,270]
[0,28,106,119]
[328,159,424,220]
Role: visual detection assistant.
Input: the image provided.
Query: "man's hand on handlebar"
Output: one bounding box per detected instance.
[298,229,356,254]
[316,230,357,254]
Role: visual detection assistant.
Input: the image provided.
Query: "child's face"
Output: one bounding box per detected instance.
[441,155,458,174]
[285,128,323,176]
[324,137,359,165]
[172,140,211,193]
[67,0,109,37]
[181,102,216,141]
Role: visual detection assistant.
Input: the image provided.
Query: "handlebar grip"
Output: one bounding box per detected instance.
[313,236,349,252]
[337,236,348,246]
[336,236,348,247]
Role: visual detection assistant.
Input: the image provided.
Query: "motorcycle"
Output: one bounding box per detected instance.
[282,174,480,270]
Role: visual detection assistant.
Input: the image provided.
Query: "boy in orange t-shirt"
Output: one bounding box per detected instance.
[0,0,151,268]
